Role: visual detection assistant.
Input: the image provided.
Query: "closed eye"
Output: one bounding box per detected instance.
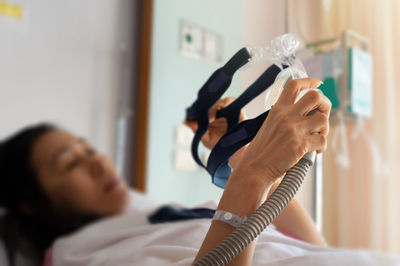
[86,147,97,156]
[65,158,81,171]
[66,148,96,171]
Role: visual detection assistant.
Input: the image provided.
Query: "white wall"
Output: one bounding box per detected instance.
[242,0,317,217]
[242,0,286,118]
[0,1,136,264]
[0,0,135,160]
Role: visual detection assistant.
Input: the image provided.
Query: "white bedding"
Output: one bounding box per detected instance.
[52,191,400,266]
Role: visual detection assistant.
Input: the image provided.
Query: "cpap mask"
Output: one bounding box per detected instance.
[186,34,319,265]
[186,34,315,188]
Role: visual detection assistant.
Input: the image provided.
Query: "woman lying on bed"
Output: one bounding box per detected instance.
[0,78,398,266]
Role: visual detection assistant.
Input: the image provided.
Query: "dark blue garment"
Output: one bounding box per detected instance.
[148,206,215,224]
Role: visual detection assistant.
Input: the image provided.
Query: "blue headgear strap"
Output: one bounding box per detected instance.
[206,110,269,188]
[208,65,288,187]
[186,48,286,188]
[215,64,281,131]
[185,48,251,167]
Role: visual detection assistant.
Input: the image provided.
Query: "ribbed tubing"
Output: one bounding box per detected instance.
[194,158,311,265]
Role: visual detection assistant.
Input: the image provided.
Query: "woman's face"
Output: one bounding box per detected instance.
[31,130,129,217]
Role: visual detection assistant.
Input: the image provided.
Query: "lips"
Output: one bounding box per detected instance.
[104,176,121,193]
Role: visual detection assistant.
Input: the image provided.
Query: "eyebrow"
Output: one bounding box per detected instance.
[50,146,72,166]
[50,137,88,166]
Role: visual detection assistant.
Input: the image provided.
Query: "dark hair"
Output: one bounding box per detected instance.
[0,124,99,265]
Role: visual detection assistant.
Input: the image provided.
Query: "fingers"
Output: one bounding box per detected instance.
[283,80,330,155]
[301,112,330,136]
[306,134,328,154]
[185,97,236,133]
[208,97,235,120]
[276,78,323,105]
[294,89,332,117]
[184,119,198,133]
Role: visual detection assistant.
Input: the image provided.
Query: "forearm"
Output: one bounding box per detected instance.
[268,181,327,246]
[228,145,248,169]
[193,167,273,265]
[231,146,326,246]
[225,147,326,248]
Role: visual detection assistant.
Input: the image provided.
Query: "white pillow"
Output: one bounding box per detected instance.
[127,189,159,214]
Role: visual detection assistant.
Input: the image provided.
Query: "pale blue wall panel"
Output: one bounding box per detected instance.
[147,0,243,206]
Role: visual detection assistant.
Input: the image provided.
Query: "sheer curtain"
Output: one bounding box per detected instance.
[316,0,400,253]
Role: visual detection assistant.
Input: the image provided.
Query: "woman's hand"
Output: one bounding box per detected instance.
[185,97,246,150]
[236,78,331,184]
[194,78,331,265]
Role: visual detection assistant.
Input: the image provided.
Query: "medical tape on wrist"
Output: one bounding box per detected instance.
[213,210,247,228]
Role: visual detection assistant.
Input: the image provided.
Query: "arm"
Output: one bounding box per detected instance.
[225,107,327,246]
[266,180,327,246]
[187,78,331,265]
[193,166,273,265]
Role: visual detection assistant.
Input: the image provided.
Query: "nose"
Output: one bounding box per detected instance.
[89,154,107,177]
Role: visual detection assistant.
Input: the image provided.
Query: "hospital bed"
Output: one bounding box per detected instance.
[1,190,400,265]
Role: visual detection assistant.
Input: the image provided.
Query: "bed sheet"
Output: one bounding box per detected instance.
[52,190,400,266]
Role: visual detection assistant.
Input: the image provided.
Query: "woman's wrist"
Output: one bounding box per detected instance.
[228,145,248,169]
[217,164,274,216]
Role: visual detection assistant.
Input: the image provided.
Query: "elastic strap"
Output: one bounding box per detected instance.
[185,48,251,167]
[207,110,270,188]
[215,64,281,131]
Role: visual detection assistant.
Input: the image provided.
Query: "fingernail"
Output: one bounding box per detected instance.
[313,88,324,95]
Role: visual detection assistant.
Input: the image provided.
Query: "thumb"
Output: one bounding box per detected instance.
[184,120,198,133]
